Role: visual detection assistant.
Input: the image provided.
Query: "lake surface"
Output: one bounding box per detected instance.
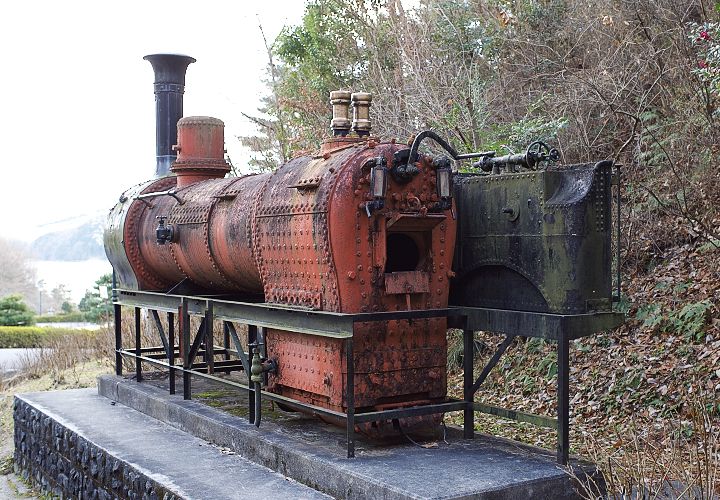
[33,259,112,303]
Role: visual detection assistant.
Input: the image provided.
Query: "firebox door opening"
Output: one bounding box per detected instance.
[385,232,424,273]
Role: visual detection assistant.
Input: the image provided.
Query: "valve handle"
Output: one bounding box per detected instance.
[525,141,559,169]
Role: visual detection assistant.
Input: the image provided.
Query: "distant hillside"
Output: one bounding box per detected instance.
[31,215,105,261]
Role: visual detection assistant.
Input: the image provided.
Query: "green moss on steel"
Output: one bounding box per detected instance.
[451,162,613,314]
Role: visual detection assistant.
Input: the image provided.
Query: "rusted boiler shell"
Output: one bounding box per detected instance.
[105,121,457,415]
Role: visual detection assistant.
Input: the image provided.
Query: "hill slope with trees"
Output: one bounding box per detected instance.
[241,0,719,495]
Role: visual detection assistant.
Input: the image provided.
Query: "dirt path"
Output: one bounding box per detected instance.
[0,441,37,499]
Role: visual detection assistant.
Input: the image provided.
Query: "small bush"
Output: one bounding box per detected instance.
[0,326,91,348]
[0,295,35,326]
[636,304,663,330]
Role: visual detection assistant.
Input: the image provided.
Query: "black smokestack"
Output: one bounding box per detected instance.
[143,53,196,177]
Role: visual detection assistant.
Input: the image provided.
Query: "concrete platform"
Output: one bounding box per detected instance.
[94,374,598,499]
[14,389,328,499]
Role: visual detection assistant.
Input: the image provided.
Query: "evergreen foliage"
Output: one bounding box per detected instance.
[78,274,112,323]
[0,294,35,326]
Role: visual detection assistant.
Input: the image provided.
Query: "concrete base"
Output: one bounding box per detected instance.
[13,374,600,499]
[98,375,596,499]
[14,390,328,499]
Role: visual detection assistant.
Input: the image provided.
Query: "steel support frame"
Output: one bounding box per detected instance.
[114,289,459,458]
[113,289,621,462]
[453,307,624,465]
[459,326,572,463]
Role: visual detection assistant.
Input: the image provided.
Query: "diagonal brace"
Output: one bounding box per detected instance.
[224,322,250,374]
[150,309,172,360]
[471,334,516,394]
[187,317,207,366]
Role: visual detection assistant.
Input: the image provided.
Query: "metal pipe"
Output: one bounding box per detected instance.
[135,189,183,204]
[330,90,351,136]
[455,151,496,160]
[254,382,262,427]
[351,92,372,136]
[144,54,196,177]
[250,346,263,426]
[408,130,459,164]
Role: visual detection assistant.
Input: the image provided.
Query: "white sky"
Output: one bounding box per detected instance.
[0,0,306,241]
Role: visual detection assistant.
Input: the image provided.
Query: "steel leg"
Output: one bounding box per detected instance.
[134,307,142,382]
[346,338,355,458]
[205,302,214,375]
[168,311,175,395]
[114,303,122,376]
[462,321,474,439]
[248,324,257,424]
[223,322,230,361]
[557,331,570,465]
[182,298,191,400]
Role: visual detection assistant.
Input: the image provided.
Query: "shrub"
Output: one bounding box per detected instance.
[0,326,91,348]
[635,300,713,342]
[35,311,87,323]
[0,294,35,326]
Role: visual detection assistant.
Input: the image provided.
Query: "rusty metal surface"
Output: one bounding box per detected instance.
[210,173,268,292]
[122,176,180,290]
[265,319,447,412]
[119,175,273,293]
[259,141,456,412]
[107,133,457,415]
[384,271,430,295]
[172,116,230,188]
[254,153,337,310]
[104,179,156,289]
[168,180,239,289]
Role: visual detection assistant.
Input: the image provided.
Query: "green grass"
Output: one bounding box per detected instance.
[0,326,93,348]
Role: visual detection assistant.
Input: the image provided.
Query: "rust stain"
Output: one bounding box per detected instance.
[384,271,431,295]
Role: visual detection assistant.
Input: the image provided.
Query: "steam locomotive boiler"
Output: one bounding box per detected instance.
[106,54,623,461]
[106,55,456,422]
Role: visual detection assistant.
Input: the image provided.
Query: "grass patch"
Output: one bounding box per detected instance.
[0,359,112,465]
[0,326,94,348]
[0,456,12,475]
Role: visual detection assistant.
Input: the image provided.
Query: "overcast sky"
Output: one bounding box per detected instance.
[0,0,306,240]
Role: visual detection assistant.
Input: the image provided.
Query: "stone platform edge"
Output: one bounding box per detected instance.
[97,374,600,500]
[13,394,181,500]
[97,375,412,499]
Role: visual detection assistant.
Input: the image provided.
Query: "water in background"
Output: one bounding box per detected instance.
[33,259,112,303]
